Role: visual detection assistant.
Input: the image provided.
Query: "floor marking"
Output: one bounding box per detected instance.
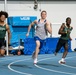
[35,56,76,75]
[61,56,76,69]
[8,56,52,75]
[8,58,33,75]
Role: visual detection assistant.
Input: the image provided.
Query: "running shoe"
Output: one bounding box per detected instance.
[58,60,66,64]
[34,58,38,64]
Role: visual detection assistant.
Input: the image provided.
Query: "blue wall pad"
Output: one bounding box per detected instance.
[24,37,72,55]
[8,16,37,26]
[8,16,37,47]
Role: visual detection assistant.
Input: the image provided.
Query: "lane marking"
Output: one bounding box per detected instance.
[61,56,76,69]
[35,56,76,75]
[8,56,52,75]
[7,53,76,75]
[8,58,33,75]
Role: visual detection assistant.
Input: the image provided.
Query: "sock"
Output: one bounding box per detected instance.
[61,58,65,61]
[34,58,37,61]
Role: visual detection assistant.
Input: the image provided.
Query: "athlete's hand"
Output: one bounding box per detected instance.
[26,32,29,37]
[69,38,72,41]
[67,30,70,33]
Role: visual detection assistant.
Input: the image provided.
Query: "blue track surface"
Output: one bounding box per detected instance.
[0,52,76,75]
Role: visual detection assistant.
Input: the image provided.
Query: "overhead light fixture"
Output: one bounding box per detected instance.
[34,0,38,10]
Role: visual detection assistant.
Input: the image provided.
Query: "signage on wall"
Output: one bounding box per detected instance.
[20,16,30,20]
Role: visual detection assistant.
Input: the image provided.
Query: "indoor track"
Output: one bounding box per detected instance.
[0,52,76,75]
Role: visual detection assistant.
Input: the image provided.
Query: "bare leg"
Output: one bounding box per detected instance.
[62,45,68,58]
[59,45,68,64]
[54,39,63,56]
[33,40,40,64]
[34,40,40,58]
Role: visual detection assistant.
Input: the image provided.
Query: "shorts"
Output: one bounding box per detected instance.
[0,38,5,49]
[55,38,68,53]
[34,36,46,49]
[58,38,68,47]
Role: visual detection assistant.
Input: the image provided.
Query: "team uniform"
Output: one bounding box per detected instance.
[34,19,47,48]
[55,25,73,63]
[0,25,6,50]
[33,19,47,63]
[55,25,73,53]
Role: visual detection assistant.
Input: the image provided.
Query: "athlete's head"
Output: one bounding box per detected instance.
[62,23,65,26]
[41,10,47,19]
[66,17,71,26]
[0,11,8,22]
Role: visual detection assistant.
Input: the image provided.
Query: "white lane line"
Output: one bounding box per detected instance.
[8,56,52,75]
[61,56,76,69]
[61,64,76,69]
[8,58,33,75]
[35,56,76,75]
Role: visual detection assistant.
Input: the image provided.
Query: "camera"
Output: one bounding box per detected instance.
[34,0,38,10]
[34,3,38,9]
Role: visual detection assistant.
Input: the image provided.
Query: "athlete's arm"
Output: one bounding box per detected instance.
[69,26,73,40]
[69,36,72,40]
[46,21,52,34]
[58,24,66,35]
[6,24,11,45]
[26,20,37,36]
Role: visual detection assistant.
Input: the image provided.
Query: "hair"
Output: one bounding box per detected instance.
[62,23,65,25]
[41,10,47,15]
[66,17,71,22]
[0,11,8,18]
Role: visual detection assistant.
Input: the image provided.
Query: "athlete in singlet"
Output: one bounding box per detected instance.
[0,11,11,56]
[26,10,52,64]
[54,17,73,64]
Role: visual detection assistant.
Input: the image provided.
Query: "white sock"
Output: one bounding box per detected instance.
[34,58,37,61]
[61,58,65,61]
